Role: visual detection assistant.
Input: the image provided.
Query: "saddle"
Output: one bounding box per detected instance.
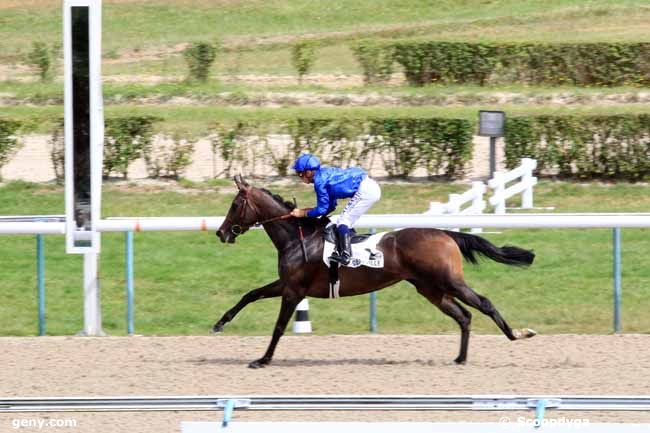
[322,225,386,299]
[323,225,372,245]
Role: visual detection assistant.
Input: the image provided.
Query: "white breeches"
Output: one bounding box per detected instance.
[337,177,381,228]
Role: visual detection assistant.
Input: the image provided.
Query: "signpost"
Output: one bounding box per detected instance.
[478,110,506,178]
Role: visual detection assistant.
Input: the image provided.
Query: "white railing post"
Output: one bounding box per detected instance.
[427,202,446,215]
[426,182,487,232]
[488,159,537,213]
[521,158,537,209]
[447,194,461,231]
[490,171,506,214]
[469,181,486,233]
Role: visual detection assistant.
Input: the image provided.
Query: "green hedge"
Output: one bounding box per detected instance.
[48,116,161,181]
[213,117,474,179]
[0,119,22,181]
[32,114,650,182]
[387,41,650,86]
[350,39,395,85]
[103,116,160,179]
[505,114,650,180]
[368,118,473,178]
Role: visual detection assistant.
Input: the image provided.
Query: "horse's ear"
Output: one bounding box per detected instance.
[234,175,244,190]
[234,174,250,190]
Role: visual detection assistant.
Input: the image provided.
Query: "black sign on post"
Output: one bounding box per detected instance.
[64,0,103,254]
[72,6,91,246]
[478,110,506,178]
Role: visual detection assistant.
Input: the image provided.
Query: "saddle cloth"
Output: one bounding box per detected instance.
[322,230,387,268]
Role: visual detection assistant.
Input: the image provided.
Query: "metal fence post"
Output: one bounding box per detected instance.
[369,228,377,333]
[613,228,622,334]
[126,231,135,335]
[36,234,46,336]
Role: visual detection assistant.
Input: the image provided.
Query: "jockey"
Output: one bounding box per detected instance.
[290,153,381,265]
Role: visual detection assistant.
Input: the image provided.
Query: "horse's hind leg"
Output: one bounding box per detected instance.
[449,280,535,341]
[213,279,284,333]
[414,284,472,364]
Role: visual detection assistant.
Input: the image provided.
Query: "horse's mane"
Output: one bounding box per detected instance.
[258,188,329,233]
[260,188,296,210]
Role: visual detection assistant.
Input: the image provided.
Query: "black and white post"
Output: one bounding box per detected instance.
[64,0,105,335]
[292,299,312,333]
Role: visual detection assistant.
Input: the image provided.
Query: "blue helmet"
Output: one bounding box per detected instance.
[293,154,320,173]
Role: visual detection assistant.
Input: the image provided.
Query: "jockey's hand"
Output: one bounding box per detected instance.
[290,208,307,218]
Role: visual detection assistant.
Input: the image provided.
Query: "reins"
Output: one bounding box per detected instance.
[225,189,308,262]
[225,190,293,235]
[257,213,293,225]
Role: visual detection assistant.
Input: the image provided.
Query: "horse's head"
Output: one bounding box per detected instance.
[216,175,258,243]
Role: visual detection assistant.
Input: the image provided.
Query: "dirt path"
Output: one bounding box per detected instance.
[1,335,649,432]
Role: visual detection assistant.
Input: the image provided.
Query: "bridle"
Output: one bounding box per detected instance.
[223,189,292,236]
[222,186,309,263]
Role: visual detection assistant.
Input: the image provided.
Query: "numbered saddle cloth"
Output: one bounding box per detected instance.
[322,230,387,268]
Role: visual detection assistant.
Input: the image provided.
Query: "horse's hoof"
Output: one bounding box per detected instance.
[248,359,269,369]
[453,357,466,365]
[211,323,224,333]
[513,328,537,339]
[523,328,537,338]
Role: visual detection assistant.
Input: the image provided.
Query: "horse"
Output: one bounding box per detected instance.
[215,175,537,368]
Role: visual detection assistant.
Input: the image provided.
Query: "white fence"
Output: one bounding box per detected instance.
[423,158,538,232]
[489,158,538,214]
[426,181,486,233]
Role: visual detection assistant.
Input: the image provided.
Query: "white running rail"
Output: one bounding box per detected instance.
[1,395,649,412]
[4,213,650,234]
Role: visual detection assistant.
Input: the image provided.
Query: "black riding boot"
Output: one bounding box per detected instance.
[336,229,352,266]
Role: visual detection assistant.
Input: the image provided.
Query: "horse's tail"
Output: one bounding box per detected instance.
[443,230,535,267]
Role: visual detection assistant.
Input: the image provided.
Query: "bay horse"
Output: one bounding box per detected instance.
[215,175,536,368]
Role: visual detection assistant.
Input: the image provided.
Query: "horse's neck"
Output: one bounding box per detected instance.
[257,200,295,251]
[261,219,288,250]
[263,215,326,253]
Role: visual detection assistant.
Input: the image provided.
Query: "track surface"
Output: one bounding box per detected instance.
[1,334,649,432]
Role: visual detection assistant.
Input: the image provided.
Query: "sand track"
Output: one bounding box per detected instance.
[1,334,649,432]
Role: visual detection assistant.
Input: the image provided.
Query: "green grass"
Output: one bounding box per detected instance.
[2,1,648,61]
[5,80,650,105]
[1,180,649,337]
[3,1,650,105]
[4,104,650,136]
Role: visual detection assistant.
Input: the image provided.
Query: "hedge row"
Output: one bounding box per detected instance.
[4,115,650,182]
[212,118,474,178]
[0,119,22,181]
[353,40,650,87]
[505,114,650,180]
[49,117,163,182]
[43,116,474,180]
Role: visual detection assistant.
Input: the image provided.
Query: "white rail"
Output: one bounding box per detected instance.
[3,214,650,234]
[1,395,649,412]
[426,181,486,233]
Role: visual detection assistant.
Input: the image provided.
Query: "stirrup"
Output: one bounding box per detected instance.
[328,252,343,264]
[338,254,351,266]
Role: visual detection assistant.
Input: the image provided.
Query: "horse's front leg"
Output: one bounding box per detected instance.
[249,292,302,369]
[212,279,284,333]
